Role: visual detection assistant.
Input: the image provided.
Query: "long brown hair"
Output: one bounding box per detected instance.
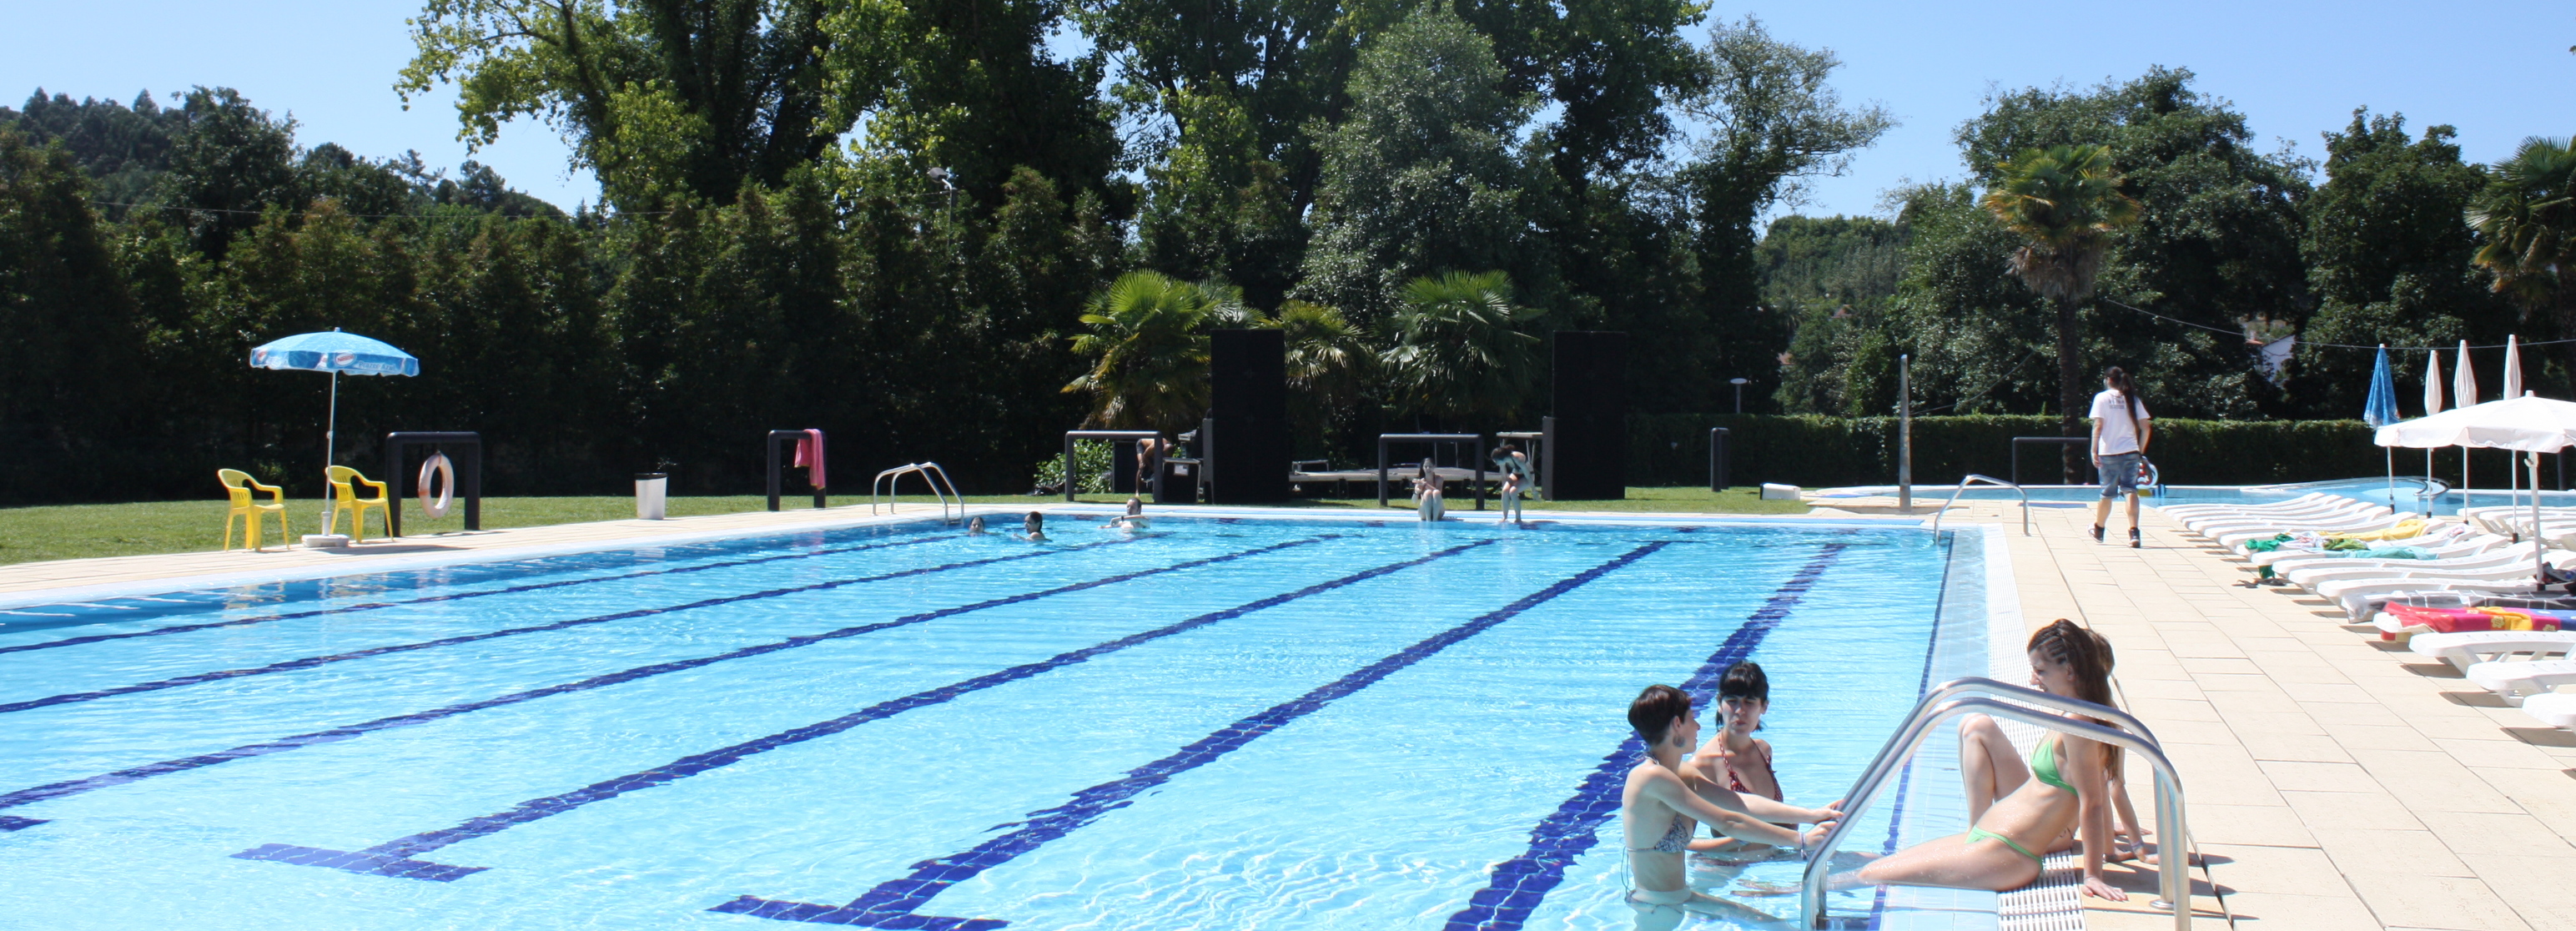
[2103,366,2141,420]
[2029,619,2121,770]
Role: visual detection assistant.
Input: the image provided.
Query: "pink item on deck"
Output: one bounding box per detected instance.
[792,429,826,490]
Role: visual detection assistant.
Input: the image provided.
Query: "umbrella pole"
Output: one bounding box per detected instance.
[323,370,339,535]
[2536,452,2548,591]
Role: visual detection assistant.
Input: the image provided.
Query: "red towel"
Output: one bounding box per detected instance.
[793,429,827,490]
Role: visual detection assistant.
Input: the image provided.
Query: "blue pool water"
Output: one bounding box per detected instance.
[0,513,1980,930]
[1829,476,2576,516]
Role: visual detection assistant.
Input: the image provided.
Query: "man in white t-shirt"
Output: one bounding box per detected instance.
[2088,367,2153,547]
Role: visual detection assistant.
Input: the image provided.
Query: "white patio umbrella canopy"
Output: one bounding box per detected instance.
[2376,395,2576,586]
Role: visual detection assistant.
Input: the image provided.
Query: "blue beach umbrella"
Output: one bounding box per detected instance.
[249,328,420,530]
[2365,345,2399,500]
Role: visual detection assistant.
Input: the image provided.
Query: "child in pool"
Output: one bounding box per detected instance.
[967,516,988,536]
[1020,511,1048,542]
[1688,662,1789,861]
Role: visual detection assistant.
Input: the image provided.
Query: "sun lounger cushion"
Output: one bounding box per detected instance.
[2380,604,2568,640]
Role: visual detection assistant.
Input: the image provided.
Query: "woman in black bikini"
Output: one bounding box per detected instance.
[1620,684,1837,923]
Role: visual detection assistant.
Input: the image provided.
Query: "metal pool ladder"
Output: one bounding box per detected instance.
[873,462,962,525]
[1929,474,2031,536]
[1798,677,2193,929]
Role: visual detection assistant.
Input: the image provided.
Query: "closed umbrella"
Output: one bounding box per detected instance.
[2365,345,2400,503]
[2423,350,2445,495]
[2505,335,2525,508]
[2377,395,2576,587]
[2455,340,2478,505]
[249,328,421,533]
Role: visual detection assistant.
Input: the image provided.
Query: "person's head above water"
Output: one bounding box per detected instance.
[1124,496,1142,515]
[1716,661,1768,732]
[968,516,985,532]
[1627,683,1696,751]
[1024,511,1044,532]
[2027,619,2112,707]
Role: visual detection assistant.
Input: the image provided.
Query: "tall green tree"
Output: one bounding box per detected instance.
[1980,143,2140,478]
[1296,2,1535,324]
[158,88,299,258]
[0,126,148,502]
[2469,136,2576,385]
[2289,111,2502,412]
[1135,88,1302,306]
[1378,270,1542,423]
[1667,18,1890,411]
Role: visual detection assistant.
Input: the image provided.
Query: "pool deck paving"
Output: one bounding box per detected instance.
[1887,496,2576,931]
[5,497,2564,930]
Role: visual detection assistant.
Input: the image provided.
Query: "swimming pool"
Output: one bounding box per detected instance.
[0,511,1990,930]
[1824,476,2576,516]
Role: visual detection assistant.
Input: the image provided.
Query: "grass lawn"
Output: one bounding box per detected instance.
[0,486,1804,567]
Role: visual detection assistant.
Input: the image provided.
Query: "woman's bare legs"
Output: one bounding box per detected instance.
[1853,833,2042,892]
[1957,713,2031,823]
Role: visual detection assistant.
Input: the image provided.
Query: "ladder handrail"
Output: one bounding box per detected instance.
[873,462,960,525]
[1799,677,2191,929]
[1929,474,2030,536]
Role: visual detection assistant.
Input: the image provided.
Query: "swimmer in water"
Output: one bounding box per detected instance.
[1020,511,1048,542]
[1688,662,1789,862]
[1107,496,1150,530]
[1622,684,1839,928]
[966,515,988,536]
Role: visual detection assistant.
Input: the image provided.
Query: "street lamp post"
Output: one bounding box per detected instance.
[1729,377,1750,415]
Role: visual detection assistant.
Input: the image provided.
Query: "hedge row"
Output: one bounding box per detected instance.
[1626,415,2407,489]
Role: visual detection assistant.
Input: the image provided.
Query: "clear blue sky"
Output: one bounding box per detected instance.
[6,1,2571,218]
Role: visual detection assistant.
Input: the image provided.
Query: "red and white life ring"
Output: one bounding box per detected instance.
[418,452,455,519]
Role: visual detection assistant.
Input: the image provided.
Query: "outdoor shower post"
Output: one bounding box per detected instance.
[1898,354,1914,514]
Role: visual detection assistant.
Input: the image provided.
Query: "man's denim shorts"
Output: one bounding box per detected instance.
[2099,451,2143,497]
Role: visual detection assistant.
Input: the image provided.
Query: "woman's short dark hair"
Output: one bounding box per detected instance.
[1628,683,1693,746]
[1717,661,1768,704]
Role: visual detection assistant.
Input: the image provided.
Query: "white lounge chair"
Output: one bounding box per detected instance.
[2407,631,2576,671]
[2465,658,2576,704]
[2332,566,2573,621]
[2254,526,2486,571]
[2181,500,2386,536]
[2216,515,2417,549]
[2161,492,2342,519]
[2518,692,2576,729]
[2282,542,2543,589]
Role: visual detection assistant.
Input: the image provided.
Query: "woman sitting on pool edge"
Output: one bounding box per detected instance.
[1849,619,2129,901]
[1622,684,1838,921]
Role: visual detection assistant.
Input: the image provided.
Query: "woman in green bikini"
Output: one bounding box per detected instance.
[1854,619,2130,901]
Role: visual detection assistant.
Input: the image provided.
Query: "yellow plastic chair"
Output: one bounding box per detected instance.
[219,469,289,551]
[325,466,391,542]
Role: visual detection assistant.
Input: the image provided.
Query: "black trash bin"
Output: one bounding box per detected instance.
[1156,460,1198,503]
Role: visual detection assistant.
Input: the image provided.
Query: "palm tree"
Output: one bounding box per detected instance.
[1379,271,1545,424]
[1250,299,1369,455]
[1064,271,1225,430]
[1980,144,2142,481]
[2469,137,2576,383]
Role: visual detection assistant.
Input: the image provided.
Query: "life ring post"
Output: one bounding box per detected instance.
[385,432,483,536]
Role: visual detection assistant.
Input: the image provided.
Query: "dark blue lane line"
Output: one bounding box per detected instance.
[0,534,961,657]
[1441,539,1854,931]
[234,539,1497,883]
[0,538,1145,717]
[1864,531,1960,930]
[711,541,1670,928]
[0,536,1331,829]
